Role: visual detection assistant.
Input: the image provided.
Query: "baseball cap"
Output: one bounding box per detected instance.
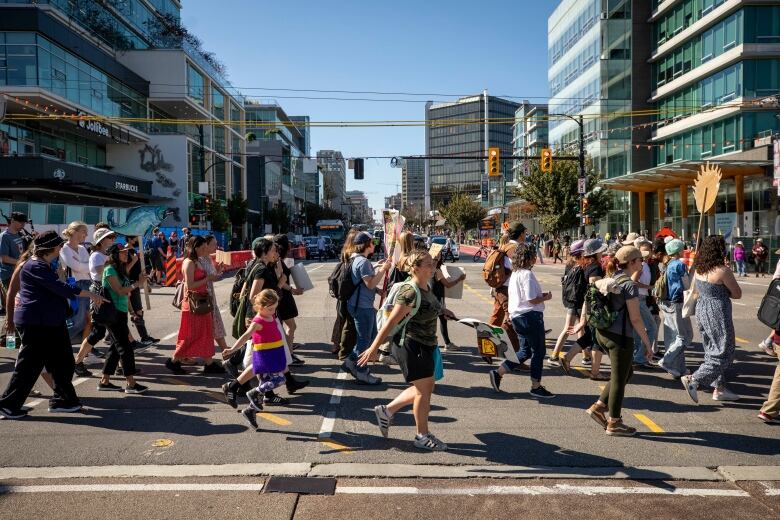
[10,211,28,223]
[93,228,116,245]
[354,232,373,245]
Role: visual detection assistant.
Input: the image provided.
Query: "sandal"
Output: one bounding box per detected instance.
[589,373,609,381]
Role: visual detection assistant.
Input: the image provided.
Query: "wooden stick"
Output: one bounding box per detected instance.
[136,235,152,310]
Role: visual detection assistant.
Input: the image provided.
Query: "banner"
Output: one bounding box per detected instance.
[715,213,738,244]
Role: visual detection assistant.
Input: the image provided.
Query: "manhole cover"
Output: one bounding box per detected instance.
[151,439,174,448]
[262,476,336,495]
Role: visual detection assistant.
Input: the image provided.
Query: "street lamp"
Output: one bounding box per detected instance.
[549,113,586,235]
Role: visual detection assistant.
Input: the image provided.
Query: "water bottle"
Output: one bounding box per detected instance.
[5,335,16,350]
[66,276,79,314]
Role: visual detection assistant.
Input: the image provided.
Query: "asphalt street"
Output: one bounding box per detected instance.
[1,257,779,518]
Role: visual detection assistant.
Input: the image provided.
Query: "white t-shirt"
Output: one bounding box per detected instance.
[508,268,544,318]
[60,244,90,281]
[502,240,519,287]
[89,251,107,282]
[638,261,651,296]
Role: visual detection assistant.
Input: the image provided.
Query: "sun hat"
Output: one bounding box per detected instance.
[615,245,642,264]
[736,241,743,246]
[665,239,685,256]
[93,228,116,245]
[582,238,607,257]
[622,232,640,246]
[32,230,64,250]
[569,239,586,255]
[634,237,652,249]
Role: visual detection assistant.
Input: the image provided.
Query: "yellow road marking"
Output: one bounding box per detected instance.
[598,384,606,391]
[320,441,353,453]
[735,337,750,345]
[258,412,291,426]
[633,413,664,433]
[463,283,493,304]
[162,377,189,386]
[151,439,173,448]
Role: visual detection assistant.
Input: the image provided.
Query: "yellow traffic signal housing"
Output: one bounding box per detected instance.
[488,147,500,177]
[582,197,589,214]
[540,148,553,173]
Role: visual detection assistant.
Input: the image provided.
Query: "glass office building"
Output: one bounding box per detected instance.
[425,95,519,210]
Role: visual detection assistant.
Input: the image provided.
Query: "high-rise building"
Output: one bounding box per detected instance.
[425,95,519,210]
[512,101,549,181]
[384,193,402,211]
[549,0,780,238]
[548,0,653,234]
[401,158,425,210]
[345,190,371,225]
[0,0,246,234]
[317,150,347,212]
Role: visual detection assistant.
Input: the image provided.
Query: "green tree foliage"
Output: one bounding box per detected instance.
[439,193,487,234]
[304,203,345,228]
[266,202,290,234]
[227,195,248,227]
[514,155,611,234]
[206,201,230,232]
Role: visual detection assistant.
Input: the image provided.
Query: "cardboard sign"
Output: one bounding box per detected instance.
[441,265,464,299]
[289,264,314,292]
[428,243,444,259]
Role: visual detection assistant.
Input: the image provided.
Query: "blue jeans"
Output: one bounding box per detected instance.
[348,306,377,372]
[659,301,693,375]
[734,260,745,276]
[503,311,546,382]
[632,297,657,364]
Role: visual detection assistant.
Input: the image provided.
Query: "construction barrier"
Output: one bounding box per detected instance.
[292,244,307,259]
[681,250,697,268]
[172,250,254,282]
[164,247,177,287]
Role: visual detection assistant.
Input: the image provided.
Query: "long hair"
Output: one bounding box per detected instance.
[693,235,727,274]
[407,250,432,276]
[185,235,207,261]
[105,247,129,281]
[340,229,358,262]
[62,221,87,239]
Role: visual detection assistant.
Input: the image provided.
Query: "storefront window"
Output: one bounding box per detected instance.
[29,203,46,225]
[212,88,225,120]
[48,204,65,225]
[84,206,101,224]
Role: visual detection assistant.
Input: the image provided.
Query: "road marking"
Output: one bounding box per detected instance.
[633,413,664,433]
[307,264,326,272]
[258,412,291,426]
[732,302,746,306]
[162,331,178,341]
[329,387,344,405]
[0,484,265,494]
[319,411,336,438]
[335,485,748,497]
[463,283,493,304]
[25,377,89,409]
[734,337,750,345]
[321,441,353,453]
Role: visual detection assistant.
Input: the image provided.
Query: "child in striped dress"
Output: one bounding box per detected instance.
[227,289,289,428]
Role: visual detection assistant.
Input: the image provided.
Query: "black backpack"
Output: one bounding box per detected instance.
[758,279,780,330]
[561,265,586,309]
[230,259,260,317]
[328,258,361,301]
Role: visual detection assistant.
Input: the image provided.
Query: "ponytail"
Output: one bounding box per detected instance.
[605,256,620,278]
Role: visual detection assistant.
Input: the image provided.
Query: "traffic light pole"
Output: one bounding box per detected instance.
[577,114,585,237]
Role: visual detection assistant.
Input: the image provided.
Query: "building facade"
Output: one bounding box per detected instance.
[512,101,549,181]
[345,190,371,225]
[317,149,347,212]
[425,95,519,210]
[0,0,247,233]
[401,157,425,211]
[384,193,402,211]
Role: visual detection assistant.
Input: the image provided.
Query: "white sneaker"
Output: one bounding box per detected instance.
[713,387,740,401]
[681,375,699,404]
[374,405,392,438]
[758,341,776,357]
[379,351,398,365]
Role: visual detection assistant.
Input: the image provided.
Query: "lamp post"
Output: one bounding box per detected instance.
[549,113,585,236]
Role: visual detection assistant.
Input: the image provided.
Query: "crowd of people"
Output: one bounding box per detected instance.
[1,215,778,451]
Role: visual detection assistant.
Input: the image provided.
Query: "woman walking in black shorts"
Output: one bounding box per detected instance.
[358,250,455,451]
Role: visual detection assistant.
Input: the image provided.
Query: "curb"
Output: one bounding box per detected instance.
[6,463,776,482]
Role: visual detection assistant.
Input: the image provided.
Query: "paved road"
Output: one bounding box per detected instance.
[1,258,779,518]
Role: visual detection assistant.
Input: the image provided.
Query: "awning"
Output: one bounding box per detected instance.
[600,157,772,192]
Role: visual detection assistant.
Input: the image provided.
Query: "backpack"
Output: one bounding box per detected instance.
[561,265,586,309]
[327,257,361,302]
[758,279,780,330]
[482,245,513,288]
[230,259,261,317]
[375,280,422,351]
[585,274,630,331]
[652,268,668,302]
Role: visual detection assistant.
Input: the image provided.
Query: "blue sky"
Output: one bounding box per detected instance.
[181,0,555,214]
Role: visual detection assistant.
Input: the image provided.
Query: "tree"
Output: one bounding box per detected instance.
[304,202,345,229]
[439,193,486,235]
[266,201,290,234]
[227,195,248,226]
[401,204,420,228]
[206,201,230,233]
[514,155,611,235]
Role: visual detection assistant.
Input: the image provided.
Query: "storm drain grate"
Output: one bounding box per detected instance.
[262,476,337,495]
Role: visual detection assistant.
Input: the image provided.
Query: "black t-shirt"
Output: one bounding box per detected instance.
[584,262,604,283]
[252,260,279,292]
[127,249,142,282]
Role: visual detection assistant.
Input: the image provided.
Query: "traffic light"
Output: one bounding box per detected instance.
[204,195,212,213]
[354,158,364,179]
[488,147,500,177]
[540,148,553,173]
[582,197,589,215]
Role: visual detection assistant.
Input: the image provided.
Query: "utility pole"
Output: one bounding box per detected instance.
[578,114,586,237]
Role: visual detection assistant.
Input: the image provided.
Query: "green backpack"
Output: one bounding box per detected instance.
[652,269,668,302]
[585,274,630,331]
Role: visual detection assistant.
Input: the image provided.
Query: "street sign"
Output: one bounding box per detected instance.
[481,178,489,202]
[578,177,587,194]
